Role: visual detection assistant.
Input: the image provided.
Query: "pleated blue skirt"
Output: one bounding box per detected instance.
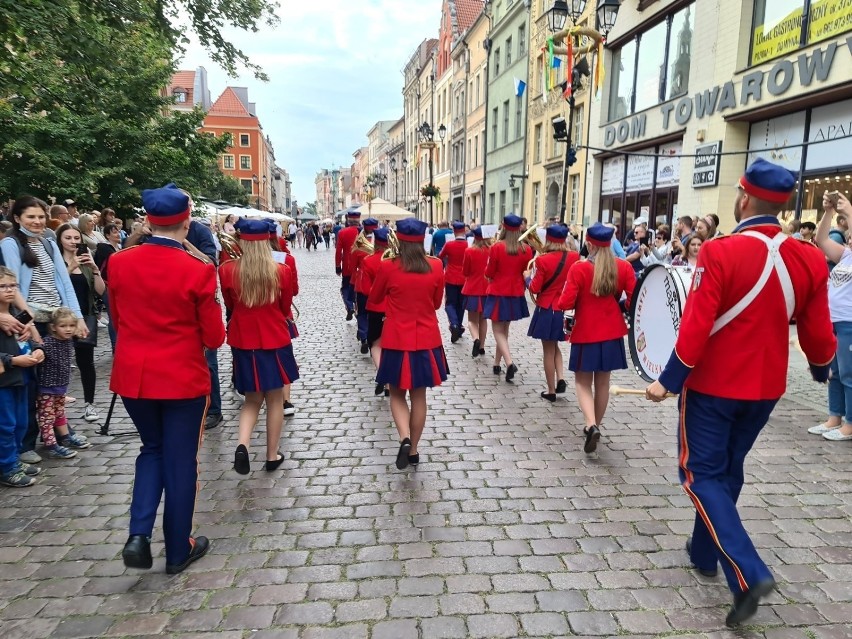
[483,295,530,322]
[233,345,300,394]
[568,338,627,373]
[465,295,486,313]
[376,347,450,390]
[528,307,566,342]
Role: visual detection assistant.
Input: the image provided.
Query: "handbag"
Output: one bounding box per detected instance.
[74,315,98,347]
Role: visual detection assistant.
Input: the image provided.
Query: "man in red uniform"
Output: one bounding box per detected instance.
[335,210,361,321]
[110,183,226,575]
[647,158,835,626]
[438,221,468,343]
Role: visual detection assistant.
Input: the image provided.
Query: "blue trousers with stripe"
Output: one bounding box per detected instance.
[340,276,355,312]
[444,283,465,330]
[356,292,369,342]
[123,395,208,566]
[678,388,776,594]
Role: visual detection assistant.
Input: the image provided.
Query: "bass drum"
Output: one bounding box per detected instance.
[628,264,694,382]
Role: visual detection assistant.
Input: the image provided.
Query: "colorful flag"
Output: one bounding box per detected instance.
[513,77,526,98]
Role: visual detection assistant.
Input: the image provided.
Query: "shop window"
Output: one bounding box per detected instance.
[667,6,694,99]
[634,20,668,113]
[608,40,636,121]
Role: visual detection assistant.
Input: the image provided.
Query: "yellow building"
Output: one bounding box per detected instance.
[458,10,489,223]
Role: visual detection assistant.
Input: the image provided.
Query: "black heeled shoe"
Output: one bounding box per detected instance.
[265,452,285,472]
[408,453,420,466]
[472,339,481,358]
[555,379,567,394]
[492,365,502,375]
[505,363,518,382]
[234,444,250,475]
[360,341,369,354]
[583,425,601,453]
[540,392,556,402]
[384,387,390,397]
[396,438,411,470]
[374,383,385,396]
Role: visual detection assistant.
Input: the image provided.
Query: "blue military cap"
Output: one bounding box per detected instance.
[545,224,569,243]
[362,218,379,231]
[234,217,272,241]
[346,209,362,220]
[141,183,191,225]
[586,222,614,247]
[452,221,466,231]
[739,158,796,203]
[373,227,390,245]
[264,220,279,237]
[472,226,483,237]
[396,218,428,242]
[503,214,523,229]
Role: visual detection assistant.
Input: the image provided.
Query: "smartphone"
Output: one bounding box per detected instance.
[12,309,33,324]
[826,191,841,207]
[639,234,649,246]
[76,243,88,256]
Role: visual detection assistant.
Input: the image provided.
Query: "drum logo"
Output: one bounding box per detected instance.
[692,267,704,291]
[636,331,647,352]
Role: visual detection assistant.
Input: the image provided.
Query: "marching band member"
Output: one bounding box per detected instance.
[271,224,299,417]
[483,214,533,382]
[110,183,225,574]
[353,218,378,353]
[557,223,635,454]
[368,218,448,470]
[359,227,391,396]
[526,225,578,402]
[219,218,299,475]
[462,227,490,358]
[438,221,468,343]
[646,159,836,626]
[334,210,361,321]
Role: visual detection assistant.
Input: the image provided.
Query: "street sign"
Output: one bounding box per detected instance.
[692,141,721,188]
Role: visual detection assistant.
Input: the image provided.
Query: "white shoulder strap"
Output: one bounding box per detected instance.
[710,231,795,336]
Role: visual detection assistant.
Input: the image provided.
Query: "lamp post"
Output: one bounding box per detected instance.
[252,174,260,209]
[418,121,436,224]
[390,157,407,207]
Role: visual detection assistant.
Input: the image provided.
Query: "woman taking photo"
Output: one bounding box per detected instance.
[671,234,703,268]
[57,224,104,422]
[219,218,299,474]
[368,218,448,470]
[483,214,533,382]
[526,225,578,402]
[557,223,635,454]
[462,226,490,358]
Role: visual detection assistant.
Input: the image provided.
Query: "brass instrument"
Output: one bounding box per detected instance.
[381,228,400,260]
[217,231,241,260]
[352,230,374,256]
[520,224,545,304]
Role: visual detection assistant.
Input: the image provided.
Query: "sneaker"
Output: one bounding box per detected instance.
[17,462,41,477]
[66,428,88,443]
[59,434,92,450]
[283,401,296,416]
[18,450,42,464]
[43,445,77,459]
[0,470,36,488]
[83,403,99,422]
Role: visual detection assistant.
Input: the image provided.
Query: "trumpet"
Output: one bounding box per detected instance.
[352,230,374,256]
[519,224,545,254]
[217,231,241,260]
[381,228,400,260]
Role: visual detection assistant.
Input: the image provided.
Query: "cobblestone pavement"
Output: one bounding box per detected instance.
[1,246,850,639]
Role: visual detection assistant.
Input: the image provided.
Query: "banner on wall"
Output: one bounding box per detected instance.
[751,6,804,65]
[601,156,625,195]
[805,98,852,171]
[748,112,806,172]
[808,0,852,46]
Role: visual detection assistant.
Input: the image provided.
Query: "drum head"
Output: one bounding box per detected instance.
[628,264,690,382]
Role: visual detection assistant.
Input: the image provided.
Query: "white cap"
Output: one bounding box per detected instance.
[633,216,648,227]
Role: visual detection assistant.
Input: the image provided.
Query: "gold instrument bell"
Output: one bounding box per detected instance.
[352,230,374,255]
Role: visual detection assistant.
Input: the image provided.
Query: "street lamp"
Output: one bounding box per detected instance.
[547,1,569,32]
[596,0,620,35]
[419,121,437,224]
[252,174,260,209]
[390,157,407,207]
[438,124,447,141]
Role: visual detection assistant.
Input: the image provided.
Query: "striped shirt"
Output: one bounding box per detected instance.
[28,240,62,308]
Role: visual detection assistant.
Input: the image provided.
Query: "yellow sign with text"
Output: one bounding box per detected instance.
[808,0,852,45]
[751,7,804,66]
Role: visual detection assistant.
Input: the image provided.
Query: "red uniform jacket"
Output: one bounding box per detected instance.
[351,247,372,295]
[367,257,444,351]
[219,260,294,350]
[485,242,533,297]
[556,258,635,343]
[108,238,225,399]
[529,250,580,309]
[284,252,299,297]
[361,252,387,313]
[439,236,469,285]
[335,225,359,276]
[462,245,491,296]
[659,218,836,400]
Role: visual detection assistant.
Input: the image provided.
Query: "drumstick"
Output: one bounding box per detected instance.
[610,385,677,398]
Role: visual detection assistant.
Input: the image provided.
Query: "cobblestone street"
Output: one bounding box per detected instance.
[1,246,850,639]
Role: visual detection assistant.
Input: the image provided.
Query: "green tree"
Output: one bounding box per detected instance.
[302,202,318,217]
[200,166,250,206]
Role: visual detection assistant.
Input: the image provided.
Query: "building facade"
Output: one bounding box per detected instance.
[403,39,439,213]
[168,67,212,113]
[462,12,490,224]
[387,117,406,207]
[588,0,852,235]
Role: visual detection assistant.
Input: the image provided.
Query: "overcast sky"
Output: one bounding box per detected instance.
[180,1,438,205]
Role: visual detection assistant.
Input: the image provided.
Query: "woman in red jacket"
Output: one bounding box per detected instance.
[270,224,300,416]
[368,218,448,470]
[526,225,579,402]
[359,227,391,396]
[483,214,533,382]
[462,226,490,358]
[219,218,299,475]
[557,223,635,453]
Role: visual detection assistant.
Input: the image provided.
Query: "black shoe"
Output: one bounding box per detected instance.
[725,579,776,627]
[583,425,601,453]
[505,363,518,383]
[492,365,502,375]
[234,444,250,475]
[479,348,486,355]
[205,413,223,430]
[472,339,481,358]
[685,537,718,577]
[360,341,369,354]
[346,309,354,321]
[540,392,556,402]
[450,326,460,343]
[264,452,285,471]
[408,453,420,466]
[375,383,385,396]
[166,536,210,575]
[384,387,389,397]
[555,379,567,394]
[396,438,411,470]
[122,535,153,570]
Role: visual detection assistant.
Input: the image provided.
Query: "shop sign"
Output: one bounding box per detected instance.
[806,97,852,171]
[809,0,852,46]
[656,141,682,187]
[626,152,655,191]
[752,6,804,66]
[693,142,721,188]
[748,112,806,172]
[601,156,625,195]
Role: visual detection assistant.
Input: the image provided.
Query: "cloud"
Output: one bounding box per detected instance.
[178,0,440,204]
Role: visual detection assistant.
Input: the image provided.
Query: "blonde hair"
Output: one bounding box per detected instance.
[50,307,77,326]
[472,235,489,249]
[0,266,16,281]
[543,240,569,253]
[235,240,280,307]
[498,227,522,255]
[589,245,617,297]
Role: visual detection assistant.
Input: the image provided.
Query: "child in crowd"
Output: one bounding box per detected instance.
[37,308,91,459]
[0,267,44,487]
